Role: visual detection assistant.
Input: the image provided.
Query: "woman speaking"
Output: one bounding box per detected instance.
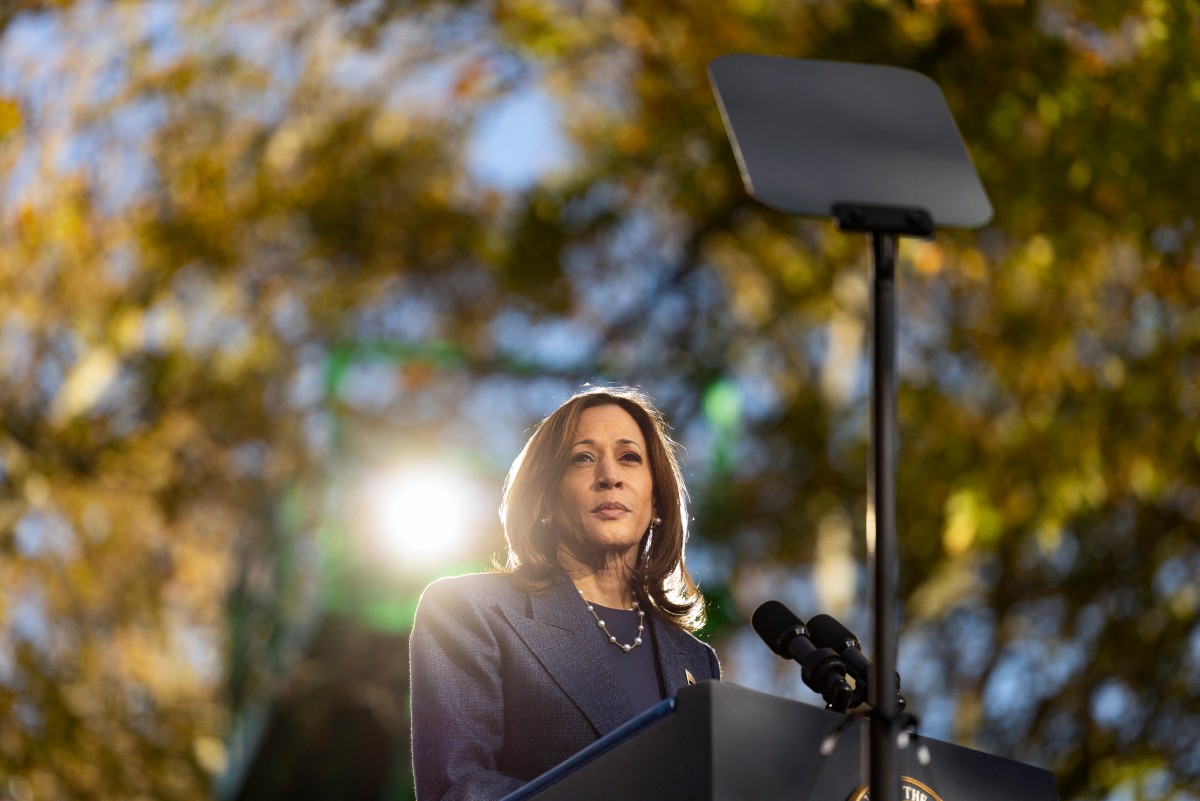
[410,385,720,801]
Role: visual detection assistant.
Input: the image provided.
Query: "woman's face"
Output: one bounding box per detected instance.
[553,404,654,559]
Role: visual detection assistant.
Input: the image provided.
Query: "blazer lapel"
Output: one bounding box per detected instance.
[652,614,704,698]
[499,575,635,737]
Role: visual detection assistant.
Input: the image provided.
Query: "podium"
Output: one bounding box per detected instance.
[501,682,1057,801]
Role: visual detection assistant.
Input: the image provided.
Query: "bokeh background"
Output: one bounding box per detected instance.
[1,1,1198,799]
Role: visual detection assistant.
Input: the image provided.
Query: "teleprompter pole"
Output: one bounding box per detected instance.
[868,231,899,801]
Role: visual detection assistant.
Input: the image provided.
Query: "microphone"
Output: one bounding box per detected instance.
[806,613,906,710]
[752,601,853,712]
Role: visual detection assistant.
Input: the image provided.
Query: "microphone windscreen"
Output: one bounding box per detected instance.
[807,613,858,650]
[752,600,804,657]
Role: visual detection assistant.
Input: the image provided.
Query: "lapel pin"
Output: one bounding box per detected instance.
[685,669,696,685]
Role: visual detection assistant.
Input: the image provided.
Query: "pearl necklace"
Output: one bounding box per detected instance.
[579,589,645,652]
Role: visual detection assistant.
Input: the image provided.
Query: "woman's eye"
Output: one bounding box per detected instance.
[571,452,594,463]
[620,452,643,463]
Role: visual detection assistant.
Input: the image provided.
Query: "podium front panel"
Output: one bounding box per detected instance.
[503,682,1057,801]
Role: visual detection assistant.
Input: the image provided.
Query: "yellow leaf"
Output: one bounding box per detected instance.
[0,97,22,139]
[49,347,120,425]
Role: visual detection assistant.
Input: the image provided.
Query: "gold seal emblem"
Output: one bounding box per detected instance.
[847,776,944,801]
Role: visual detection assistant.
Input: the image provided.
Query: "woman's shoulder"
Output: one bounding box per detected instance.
[677,626,718,657]
[416,571,526,611]
[653,613,721,673]
[683,630,722,680]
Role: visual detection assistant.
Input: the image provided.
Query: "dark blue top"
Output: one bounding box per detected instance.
[587,602,662,713]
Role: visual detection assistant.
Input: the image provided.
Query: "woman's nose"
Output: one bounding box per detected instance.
[594,456,623,489]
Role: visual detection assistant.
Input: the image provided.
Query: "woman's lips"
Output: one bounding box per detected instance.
[591,502,630,518]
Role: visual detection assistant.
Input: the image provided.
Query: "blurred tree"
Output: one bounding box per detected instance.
[0,1,1197,800]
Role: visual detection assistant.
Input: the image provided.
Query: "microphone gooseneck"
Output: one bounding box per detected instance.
[807,613,906,711]
[751,601,854,713]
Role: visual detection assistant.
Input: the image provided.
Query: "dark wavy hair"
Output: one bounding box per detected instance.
[497,385,705,632]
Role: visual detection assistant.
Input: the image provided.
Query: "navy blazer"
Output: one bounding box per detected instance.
[410,571,720,801]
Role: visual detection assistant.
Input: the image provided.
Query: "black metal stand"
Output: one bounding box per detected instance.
[826,224,909,801]
[868,230,899,801]
[837,222,920,801]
